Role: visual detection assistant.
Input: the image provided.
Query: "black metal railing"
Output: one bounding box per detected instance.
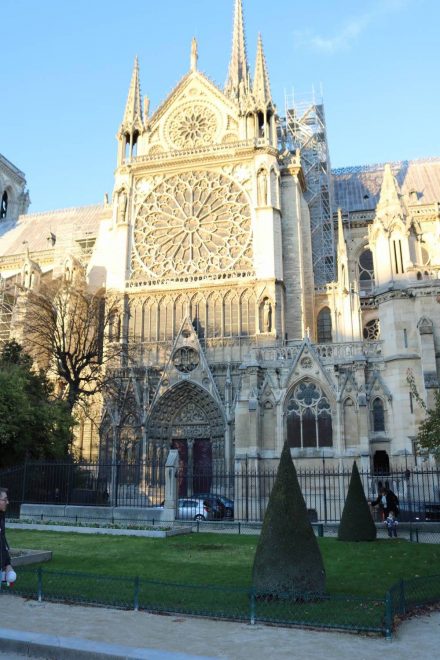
[1,460,439,523]
[2,567,440,638]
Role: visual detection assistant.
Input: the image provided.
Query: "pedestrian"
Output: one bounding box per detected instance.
[384,511,398,538]
[0,487,16,586]
[369,486,399,520]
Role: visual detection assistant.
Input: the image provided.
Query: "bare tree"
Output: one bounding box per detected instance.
[20,279,124,414]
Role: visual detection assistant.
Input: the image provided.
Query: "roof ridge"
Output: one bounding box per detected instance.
[332,156,440,176]
[21,202,107,219]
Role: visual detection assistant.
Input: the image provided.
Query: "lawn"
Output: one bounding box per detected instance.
[7,529,440,597]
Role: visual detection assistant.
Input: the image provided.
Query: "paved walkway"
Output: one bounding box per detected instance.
[0,595,439,659]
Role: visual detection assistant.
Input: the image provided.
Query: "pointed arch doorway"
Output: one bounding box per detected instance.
[148,382,225,496]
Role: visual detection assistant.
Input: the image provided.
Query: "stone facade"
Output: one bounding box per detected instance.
[1,1,440,476]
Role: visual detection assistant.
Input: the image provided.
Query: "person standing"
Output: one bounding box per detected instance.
[384,511,398,538]
[369,486,399,520]
[0,488,16,585]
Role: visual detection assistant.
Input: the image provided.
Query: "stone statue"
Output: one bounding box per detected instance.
[118,190,127,224]
[257,169,268,206]
[263,299,272,332]
[190,37,198,71]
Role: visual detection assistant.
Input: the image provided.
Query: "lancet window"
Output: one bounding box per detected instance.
[286,380,333,449]
[358,248,375,295]
[317,307,332,343]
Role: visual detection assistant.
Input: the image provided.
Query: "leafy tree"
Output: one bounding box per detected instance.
[338,461,377,542]
[407,369,440,462]
[20,279,123,414]
[252,442,326,595]
[0,340,73,468]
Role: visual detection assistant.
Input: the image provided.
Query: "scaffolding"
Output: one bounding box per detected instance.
[282,92,335,285]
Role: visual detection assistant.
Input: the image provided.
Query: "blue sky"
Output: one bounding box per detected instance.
[1,0,439,212]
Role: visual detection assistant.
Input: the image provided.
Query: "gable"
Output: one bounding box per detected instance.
[146,71,240,156]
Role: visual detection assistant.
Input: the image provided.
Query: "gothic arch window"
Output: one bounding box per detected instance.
[343,398,357,446]
[190,293,206,339]
[207,293,222,338]
[224,292,239,337]
[358,248,375,295]
[0,191,7,219]
[240,289,256,336]
[174,295,188,337]
[143,298,158,342]
[363,318,380,340]
[286,380,333,449]
[372,397,385,433]
[128,301,143,341]
[317,307,332,343]
[158,296,173,341]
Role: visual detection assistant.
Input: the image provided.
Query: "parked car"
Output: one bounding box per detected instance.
[398,500,440,522]
[177,498,214,521]
[194,493,234,519]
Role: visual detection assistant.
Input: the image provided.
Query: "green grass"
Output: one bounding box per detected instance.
[7,530,440,596]
[5,530,440,633]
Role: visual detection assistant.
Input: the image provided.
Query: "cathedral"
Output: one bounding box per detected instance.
[1,0,440,478]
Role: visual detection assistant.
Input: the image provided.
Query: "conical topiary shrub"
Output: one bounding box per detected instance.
[252,442,326,596]
[338,461,377,542]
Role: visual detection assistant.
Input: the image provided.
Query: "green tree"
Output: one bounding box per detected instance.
[407,369,440,462]
[252,442,326,595]
[338,461,377,542]
[0,340,73,468]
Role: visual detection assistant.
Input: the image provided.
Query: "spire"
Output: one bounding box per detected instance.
[121,57,143,132]
[252,34,273,109]
[337,208,346,254]
[337,208,349,290]
[376,163,405,223]
[225,0,250,101]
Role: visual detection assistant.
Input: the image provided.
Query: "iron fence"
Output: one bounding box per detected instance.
[1,459,439,523]
[1,567,439,638]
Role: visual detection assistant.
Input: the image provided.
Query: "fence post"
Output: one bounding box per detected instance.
[37,567,43,603]
[322,455,328,524]
[133,576,139,611]
[249,587,256,625]
[384,591,393,641]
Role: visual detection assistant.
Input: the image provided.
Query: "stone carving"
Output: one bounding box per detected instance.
[166,103,218,149]
[263,299,272,332]
[363,318,380,340]
[257,169,268,206]
[117,190,127,224]
[133,170,252,277]
[172,347,200,373]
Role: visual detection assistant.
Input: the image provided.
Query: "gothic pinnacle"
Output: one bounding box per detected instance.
[121,56,143,131]
[225,0,250,101]
[253,33,273,109]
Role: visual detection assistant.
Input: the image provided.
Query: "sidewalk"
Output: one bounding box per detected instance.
[0,594,439,659]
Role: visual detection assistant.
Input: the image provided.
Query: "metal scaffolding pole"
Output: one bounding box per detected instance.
[282,91,335,285]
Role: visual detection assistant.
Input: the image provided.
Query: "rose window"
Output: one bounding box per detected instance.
[167,104,218,149]
[133,171,252,277]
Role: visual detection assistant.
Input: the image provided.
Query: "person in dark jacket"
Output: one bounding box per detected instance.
[369,486,399,520]
[0,487,16,585]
